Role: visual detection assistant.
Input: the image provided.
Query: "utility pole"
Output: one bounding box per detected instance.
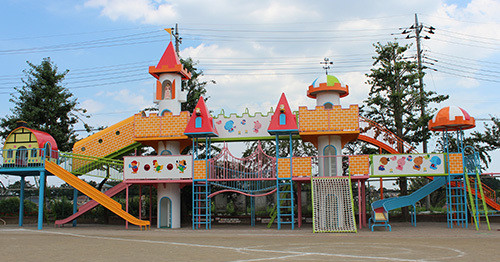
[173,23,182,56]
[400,14,434,153]
[414,14,427,154]
[399,14,435,210]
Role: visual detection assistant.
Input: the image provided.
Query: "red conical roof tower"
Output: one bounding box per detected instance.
[149,41,191,80]
[184,97,219,137]
[267,93,299,134]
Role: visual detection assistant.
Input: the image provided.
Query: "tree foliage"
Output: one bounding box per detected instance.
[363,42,448,219]
[0,57,89,152]
[472,116,500,151]
[181,57,214,113]
[243,139,317,158]
[363,42,448,147]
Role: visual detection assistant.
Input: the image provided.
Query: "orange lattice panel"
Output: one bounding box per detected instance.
[134,111,190,138]
[193,160,206,179]
[277,157,312,177]
[277,158,291,178]
[161,111,190,137]
[349,155,370,175]
[298,105,359,133]
[448,153,464,174]
[292,157,312,177]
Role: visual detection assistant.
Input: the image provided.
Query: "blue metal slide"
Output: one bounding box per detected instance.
[370,176,448,230]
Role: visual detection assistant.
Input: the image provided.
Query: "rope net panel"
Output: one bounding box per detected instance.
[209,142,276,195]
[312,177,356,233]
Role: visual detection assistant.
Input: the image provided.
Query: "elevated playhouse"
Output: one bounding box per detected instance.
[0,40,496,232]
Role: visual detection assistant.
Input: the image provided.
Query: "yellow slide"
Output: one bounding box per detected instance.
[45,161,150,229]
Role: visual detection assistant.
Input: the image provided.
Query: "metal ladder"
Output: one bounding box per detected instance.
[446,173,468,228]
[276,178,294,229]
[192,180,211,229]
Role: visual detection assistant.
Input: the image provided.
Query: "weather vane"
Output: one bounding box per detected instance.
[320,57,333,75]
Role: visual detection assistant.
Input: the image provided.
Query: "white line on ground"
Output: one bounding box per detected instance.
[0,228,466,261]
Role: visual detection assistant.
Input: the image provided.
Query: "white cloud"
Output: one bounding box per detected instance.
[81,99,105,114]
[104,89,152,109]
[80,0,500,160]
[84,0,177,24]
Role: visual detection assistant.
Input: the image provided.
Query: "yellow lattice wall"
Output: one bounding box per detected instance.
[194,160,206,179]
[298,105,359,133]
[134,111,190,138]
[349,155,370,175]
[448,153,464,174]
[277,157,311,178]
[73,116,136,158]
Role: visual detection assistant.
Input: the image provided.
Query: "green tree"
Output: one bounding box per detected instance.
[473,116,500,152]
[0,57,89,152]
[363,42,448,220]
[243,139,317,158]
[181,57,215,112]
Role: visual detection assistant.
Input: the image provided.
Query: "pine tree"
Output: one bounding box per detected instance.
[363,42,448,220]
[0,58,88,152]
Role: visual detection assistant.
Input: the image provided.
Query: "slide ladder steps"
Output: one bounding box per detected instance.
[276,178,294,229]
[266,184,290,228]
[192,181,211,229]
[464,152,491,230]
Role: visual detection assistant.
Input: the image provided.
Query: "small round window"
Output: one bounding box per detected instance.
[98,139,103,144]
[116,131,120,135]
[81,147,85,152]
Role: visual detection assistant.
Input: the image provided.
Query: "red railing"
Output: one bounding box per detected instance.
[358,116,417,154]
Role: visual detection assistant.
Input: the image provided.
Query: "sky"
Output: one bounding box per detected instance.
[0,0,499,186]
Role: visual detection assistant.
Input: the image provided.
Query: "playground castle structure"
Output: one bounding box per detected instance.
[0,40,496,232]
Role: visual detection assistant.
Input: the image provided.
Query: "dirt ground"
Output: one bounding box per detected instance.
[0,222,498,262]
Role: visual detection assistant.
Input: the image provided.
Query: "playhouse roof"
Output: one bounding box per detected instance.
[428,106,476,132]
[5,126,58,151]
[307,75,349,99]
[267,93,299,134]
[184,96,219,137]
[149,41,191,80]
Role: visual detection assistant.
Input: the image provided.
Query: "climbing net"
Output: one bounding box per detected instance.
[312,177,356,233]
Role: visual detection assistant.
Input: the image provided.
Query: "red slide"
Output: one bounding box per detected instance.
[54,182,128,226]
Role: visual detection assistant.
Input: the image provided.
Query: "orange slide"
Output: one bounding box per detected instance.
[45,161,150,229]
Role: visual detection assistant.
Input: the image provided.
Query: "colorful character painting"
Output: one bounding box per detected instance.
[153,160,163,173]
[253,120,262,133]
[429,156,442,170]
[224,120,236,133]
[176,160,187,173]
[378,157,389,171]
[129,160,139,174]
[413,156,423,171]
[396,157,405,171]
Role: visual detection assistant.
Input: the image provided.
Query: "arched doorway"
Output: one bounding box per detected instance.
[323,145,337,176]
[159,197,172,228]
[15,146,28,167]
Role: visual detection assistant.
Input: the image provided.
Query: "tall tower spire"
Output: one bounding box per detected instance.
[149,41,191,115]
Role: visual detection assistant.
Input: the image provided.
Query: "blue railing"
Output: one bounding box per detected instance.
[0,148,58,169]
